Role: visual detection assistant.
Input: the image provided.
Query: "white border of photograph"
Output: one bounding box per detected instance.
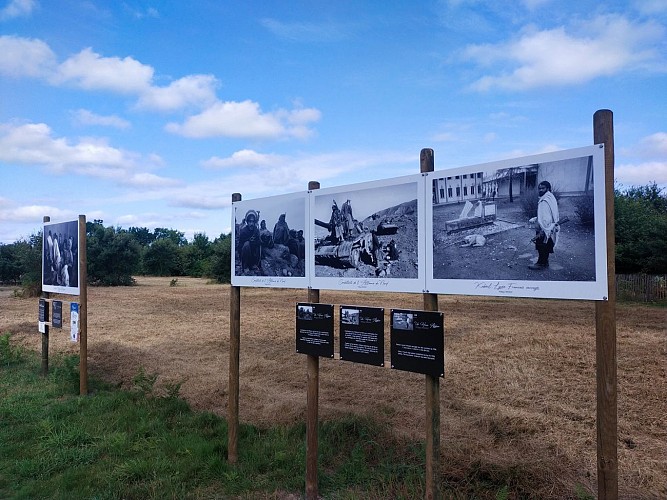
[231,190,310,288]
[309,174,425,293]
[425,145,608,300]
[42,219,81,295]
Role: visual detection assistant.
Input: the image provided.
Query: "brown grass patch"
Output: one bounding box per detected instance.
[1,276,665,498]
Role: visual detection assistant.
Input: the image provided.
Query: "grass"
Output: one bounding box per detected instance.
[0,333,560,499]
[1,334,426,499]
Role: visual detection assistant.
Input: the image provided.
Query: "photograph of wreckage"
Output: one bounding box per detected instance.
[309,175,426,293]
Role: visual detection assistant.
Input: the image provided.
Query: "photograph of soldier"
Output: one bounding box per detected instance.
[233,195,307,279]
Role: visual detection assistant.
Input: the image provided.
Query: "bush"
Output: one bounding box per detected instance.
[573,194,595,227]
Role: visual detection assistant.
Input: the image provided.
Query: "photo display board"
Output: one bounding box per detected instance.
[390,309,444,378]
[309,174,425,293]
[424,145,608,300]
[42,219,80,295]
[339,305,384,366]
[231,145,609,301]
[296,303,334,358]
[232,191,310,288]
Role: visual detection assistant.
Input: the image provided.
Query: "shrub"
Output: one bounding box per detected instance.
[573,194,595,227]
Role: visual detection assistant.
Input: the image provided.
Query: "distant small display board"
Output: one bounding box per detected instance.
[296,303,334,358]
[52,300,63,328]
[390,309,444,378]
[339,305,384,366]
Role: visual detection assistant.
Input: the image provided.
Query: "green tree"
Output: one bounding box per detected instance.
[142,239,184,276]
[182,232,212,277]
[87,225,141,285]
[208,233,232,283]
[153,227,187,246]
[0,243,23,284]
[615,183,667,274]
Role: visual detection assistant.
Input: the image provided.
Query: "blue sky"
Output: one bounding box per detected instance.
[1,0,666,243]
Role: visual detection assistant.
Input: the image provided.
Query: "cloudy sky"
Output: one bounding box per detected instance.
[1,0,665,243]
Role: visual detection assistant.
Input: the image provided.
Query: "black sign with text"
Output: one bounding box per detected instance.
[339,305,384,366]
[390,309,444,378]
[296,303,334,358]
[39,299,47,322]
[52,300,62,328]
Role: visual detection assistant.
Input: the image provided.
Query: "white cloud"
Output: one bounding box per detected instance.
[165,100,321,140]
[637,132,667,157]
[260,18,348,42]
[0,122,174,188]
[634,0,667,15]
[52,47,154,93]
[0,204,73,222]
[464,15,665,91]
[617,132,667,187]
[72,109,131,129]
[136,74,219,111]
[0,35,56,77]
[202,149,284,169]
[0,0,36,20]
[616,161,667,187]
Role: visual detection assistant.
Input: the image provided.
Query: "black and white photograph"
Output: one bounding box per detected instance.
[309,175,425,293]
[297,304,313,320]
[425,145,608,300]
[392,311,414,331]
[232,191,309,288]
[42,219,80,295]
[340,308,360,325]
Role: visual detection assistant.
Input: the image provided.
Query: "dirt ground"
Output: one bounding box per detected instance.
[433,197,597,281]
[1,277,665,498]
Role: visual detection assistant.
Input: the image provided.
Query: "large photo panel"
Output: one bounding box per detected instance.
[309,174,425,293]
[425,145,608,300]
[42,219,80,295]
[232,191,310,288]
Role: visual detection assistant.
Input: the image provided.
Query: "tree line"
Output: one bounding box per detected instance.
[1,183,665,294]
[1,220,232,294]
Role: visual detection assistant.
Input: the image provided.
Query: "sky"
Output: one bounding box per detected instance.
[1,0,666,244]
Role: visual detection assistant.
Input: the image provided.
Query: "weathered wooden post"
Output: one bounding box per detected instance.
[421,148,441,500]
[306,180,321,500]
[41,214,50,376]
[593,109,618,499]
[78,214,88,395]
[229,192,242,464]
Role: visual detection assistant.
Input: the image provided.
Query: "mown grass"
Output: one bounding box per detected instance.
[1,333,575,499]
[2,333,429,499]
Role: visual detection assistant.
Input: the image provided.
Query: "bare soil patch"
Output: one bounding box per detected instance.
[1,276,665,498]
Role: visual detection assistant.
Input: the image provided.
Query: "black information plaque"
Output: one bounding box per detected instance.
[38,299,47,322]
[339,305,384,366]
[52,300,63,328]
[390,309,444,378]
[296,303,334,358]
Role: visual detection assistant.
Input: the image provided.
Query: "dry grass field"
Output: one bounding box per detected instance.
[1,276,665,498]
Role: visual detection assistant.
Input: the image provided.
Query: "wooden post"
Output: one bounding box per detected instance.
[41,216,50,376]
[421,148,441,500]
[78,215,88,395]
[229,192,242,464]
[306,180,320,500]
[593,110,618,499]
